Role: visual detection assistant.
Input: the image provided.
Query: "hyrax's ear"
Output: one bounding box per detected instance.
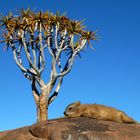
[75,101,81,106]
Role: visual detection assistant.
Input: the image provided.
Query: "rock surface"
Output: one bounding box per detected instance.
[0,117,140,140]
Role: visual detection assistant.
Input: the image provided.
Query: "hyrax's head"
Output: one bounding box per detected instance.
[64,101,81,117]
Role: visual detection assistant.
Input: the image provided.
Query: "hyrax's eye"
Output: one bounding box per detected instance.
[68,107,73,110]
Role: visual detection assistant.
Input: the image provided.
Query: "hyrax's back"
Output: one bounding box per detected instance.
[89,104,137,123]
[87,104,121,120]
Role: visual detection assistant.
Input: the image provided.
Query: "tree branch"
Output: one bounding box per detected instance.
[21,31,39,76]
[31,78,40,106]
[9,40,32,80]
[47,27,54,57]
[50,29,67,78]
[59,29,67,51]
[75,39,87,53]
[38,23,45,74]
[30,33,37,67]
[48,77,63,104]
[55,39,87,78]
[55,25,58,50]
[56,53,75,77]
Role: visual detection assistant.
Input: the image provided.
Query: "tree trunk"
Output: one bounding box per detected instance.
[37,87,49,122]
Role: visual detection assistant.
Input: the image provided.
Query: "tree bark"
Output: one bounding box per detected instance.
[37,94,47,122]
[37,87,49,122]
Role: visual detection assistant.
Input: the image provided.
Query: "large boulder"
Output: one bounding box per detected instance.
[0,117,140,140]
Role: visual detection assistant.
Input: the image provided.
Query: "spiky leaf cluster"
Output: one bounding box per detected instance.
[0,9,96,51]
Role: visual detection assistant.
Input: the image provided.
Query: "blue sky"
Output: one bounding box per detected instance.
[0,0,140,131]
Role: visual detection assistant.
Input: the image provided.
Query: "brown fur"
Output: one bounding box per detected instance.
[64,102,137,124]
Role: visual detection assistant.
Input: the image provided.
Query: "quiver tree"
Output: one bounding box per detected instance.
[0,9,96,122]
